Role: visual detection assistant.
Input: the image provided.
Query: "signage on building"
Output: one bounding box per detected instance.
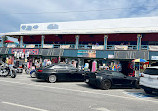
[11,49,39,55]
[108,55,114,59]
[151,56,158,60]
[20,23,59,31]
[77,50,96,58]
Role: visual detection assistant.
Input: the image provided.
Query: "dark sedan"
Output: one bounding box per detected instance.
[36,64,85,83]
[84,70,140,90]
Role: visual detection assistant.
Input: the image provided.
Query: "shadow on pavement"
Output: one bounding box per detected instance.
[31,79,47,83]
[124,89,158,99]
[77,83,99,90]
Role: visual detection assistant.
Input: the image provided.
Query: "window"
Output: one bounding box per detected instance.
[144,68,158,75]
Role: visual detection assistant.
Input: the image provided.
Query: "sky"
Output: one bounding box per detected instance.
[0,0,158,33]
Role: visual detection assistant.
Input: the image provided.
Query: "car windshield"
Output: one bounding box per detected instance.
[144,68,158,75]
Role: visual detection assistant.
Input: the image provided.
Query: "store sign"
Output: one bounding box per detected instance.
[151,56,158,60]
[11,49,39,55]
[77,50,96,58]
[149,46,158,51]
[108,55,114,59]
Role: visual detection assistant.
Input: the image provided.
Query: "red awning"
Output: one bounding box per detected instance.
[5,40,14,43]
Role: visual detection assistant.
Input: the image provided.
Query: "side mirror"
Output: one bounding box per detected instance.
[124,75,127,78]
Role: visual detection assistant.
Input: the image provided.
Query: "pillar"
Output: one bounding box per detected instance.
[41,35,45,48]
[104,34,108,50]
[20,36,23,48]
[137,34,142,50]
[75,35,79,49]
[1,36,4,47]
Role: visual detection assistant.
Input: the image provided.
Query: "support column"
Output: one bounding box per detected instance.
[20,36,23,48]
[137,34,142,50]
[41,35,45,48]
[104,34,108,50]
[1,36,4,47]
[75,35,79,49]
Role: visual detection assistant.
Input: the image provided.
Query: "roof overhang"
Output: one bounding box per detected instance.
[1,27,158,37]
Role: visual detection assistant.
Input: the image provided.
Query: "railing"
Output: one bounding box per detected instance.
[1,43,151,50]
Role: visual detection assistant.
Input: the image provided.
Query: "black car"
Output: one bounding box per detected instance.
[84,70,140,90]
[36,64,85,83]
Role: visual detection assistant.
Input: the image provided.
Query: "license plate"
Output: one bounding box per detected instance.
[86,79,89,82]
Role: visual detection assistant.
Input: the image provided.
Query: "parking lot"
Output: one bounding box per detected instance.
[0,73,158,111]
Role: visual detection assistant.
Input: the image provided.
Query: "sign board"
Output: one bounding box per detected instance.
[149,46,158,51]
[108,55,114,59]
[77,50,96,58]
[11,49,39,55]
[151,56,158,60]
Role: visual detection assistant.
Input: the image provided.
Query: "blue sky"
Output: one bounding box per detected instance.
[0,0,158,33]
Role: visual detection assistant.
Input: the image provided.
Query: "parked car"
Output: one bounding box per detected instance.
[139,66,158,94]
[36,64,85,83]
[84,70,140,90]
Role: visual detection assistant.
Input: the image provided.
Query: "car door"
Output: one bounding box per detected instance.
[111,72,132,85]
[67,65,84,81]
[111,72,125,85]
[54,65,70,81]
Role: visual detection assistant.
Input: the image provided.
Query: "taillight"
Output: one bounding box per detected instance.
[38,70,43,72]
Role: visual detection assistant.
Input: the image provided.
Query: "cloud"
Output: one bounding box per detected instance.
[0,0,158,33]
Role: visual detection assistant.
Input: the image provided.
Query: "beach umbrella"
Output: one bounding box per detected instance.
[132,58,147,63]
[132,59,148,77]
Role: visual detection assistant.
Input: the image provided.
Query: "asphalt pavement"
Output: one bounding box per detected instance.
[0,73,158,111]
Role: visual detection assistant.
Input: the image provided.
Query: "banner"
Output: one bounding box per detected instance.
[114,45,128,50]
[11,49,39,55]
[60,45,70,49]
[92,45,104,50]
[149,45,158,51]
[7,44,17,48]
[151,56,158,60]
[77,50,96,58]
[26,44,35,48]
[43,44,53,48]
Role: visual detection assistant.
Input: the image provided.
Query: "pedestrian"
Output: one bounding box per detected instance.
[47,59,52,66]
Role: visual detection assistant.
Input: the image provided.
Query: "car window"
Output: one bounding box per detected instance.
[53,65,67,70]
[144,68,158,75]
[67,65,77,71]
[111,72,124,77]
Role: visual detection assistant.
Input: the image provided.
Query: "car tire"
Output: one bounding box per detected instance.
[144,89,152,94]
[10,71,16,78]
[100,80,111,90]
[48,75,57,83]
[134,80,140,89]
[30,72,36,78]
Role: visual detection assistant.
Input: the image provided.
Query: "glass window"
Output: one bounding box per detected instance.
[53,65,67,70]
[144,68,158,75]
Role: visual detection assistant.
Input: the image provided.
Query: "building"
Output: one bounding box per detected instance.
[1,16,158,75]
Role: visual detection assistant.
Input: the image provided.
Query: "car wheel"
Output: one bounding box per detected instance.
[48,75,57,83]
[134,80,140,89]
[144,89,152,94]
[30,72,36,78]
[101,80,111,90]
[20,69,23,73]
[10,71,16,78]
